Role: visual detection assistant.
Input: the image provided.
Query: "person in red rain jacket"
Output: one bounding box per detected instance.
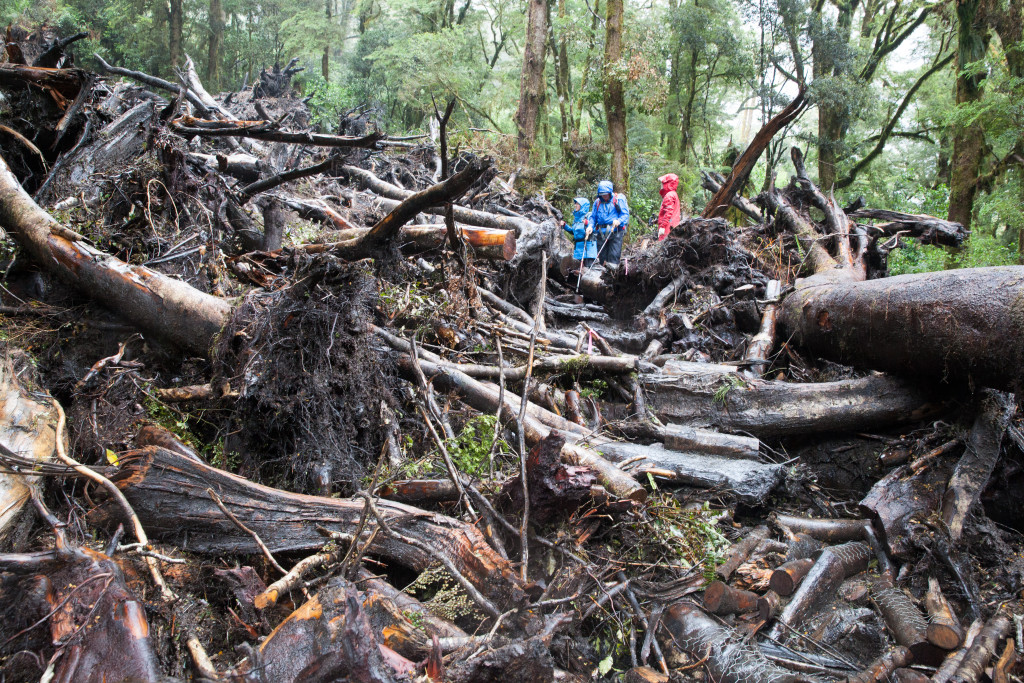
[656,173,681,241]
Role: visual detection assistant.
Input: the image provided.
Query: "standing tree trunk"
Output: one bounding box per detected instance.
[604,0,628,191]
[322,0,332,80]
[554,0,573,162]
[948,0,990,229]
[813,0,858,191]
[168,0,184,69]
[207,0,225,90]
[515,0,548,161]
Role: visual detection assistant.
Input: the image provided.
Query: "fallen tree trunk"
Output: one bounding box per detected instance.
[171,115,384,148]
[717,525,769,580]
[779,267,1024,391]
[187,151,263,182]
[660,602,818,683]
[0,153,231,355]
[101,446,527,610]
[925,576,964,650]
[642,359,948,437]
[703,581,759,615]
[769,558,815,596]
[306,224,516,261]
[842,647,912,683]
[773,514,867,544]
[341,164,537,234]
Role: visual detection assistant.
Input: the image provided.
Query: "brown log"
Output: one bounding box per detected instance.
[949,610,1012,683]
[624,666,669,683]
[703,89,806,219]
[355,567,466,640]
[660,602,816,683]
[758,590,781,622]
[643,359,948,437]
[941,390,1015,541]
[860,452,946,559]
[717,525,769,580]
[237,580,413,682]
[500,432,597,524]
[188,152,263,182]
[932,619,984,683]
[743,281,781,378]
[0,64,87,103]
[895,669,930,683]
[768,542,871,639]
[849,208,966,247]
[335,158,488,261]
[774,514,867,543]
[700,170,762,222]
[992,638,1016,683]
[0,153,231,355]
[925,577,964,650]
[377,479,460,505]
[784,533,825,561]
[779,267,1024,392]
[842,646,912,683]
[703,581,759,615]
[872,581,944,666]
[44,546,159,682]
[341,164,536,234]
[769,558,815,596]
[306,224,516,261]
[171,115,384,148]
[102,446,527,610]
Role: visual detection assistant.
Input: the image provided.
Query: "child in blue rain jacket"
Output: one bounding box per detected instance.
[588,180,629,266]
[561,197,597,267]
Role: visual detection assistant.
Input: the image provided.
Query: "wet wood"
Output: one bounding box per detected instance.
[643,359,947,437]
[103,446,527,609]
[0,357,61,543]
[769,558,815,596]
[949,610,1012,683]
[758,590,781,622]
[661,424,760,460]
[308,224,517,261]
[872,580,943,665]
[768,542,872,640]
[0,153,231,355]
[842,646,912,683]
[932,619,984,683]
[660,602,816,683]
[774,514,867,543]
[171,115,384,148]
[941,391,1015,541]
[378,479,459,505]
[925,577,964,650]
[783,533,825,561]
[703,581,759,615]
[860,452,945,559]
[717,525,769,580]
[779,267,1024,392]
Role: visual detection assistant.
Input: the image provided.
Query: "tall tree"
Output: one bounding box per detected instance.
[515,0,549,159]
[207,0,226,90]
[168,0,184,69]
[604,0,628,190]
[323,0,332,80]
[948,0,991,228]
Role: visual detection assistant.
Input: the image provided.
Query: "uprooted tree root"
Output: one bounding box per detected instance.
[212,259,400,494]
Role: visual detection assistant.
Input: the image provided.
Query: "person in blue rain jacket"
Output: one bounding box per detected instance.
[560,197,597,267]
[588,180,629,267]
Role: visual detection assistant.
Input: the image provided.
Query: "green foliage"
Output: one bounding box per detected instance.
[301,74,357,130]
[443,414,505,477]
[889,232,1019,276]
[712,375,745,406]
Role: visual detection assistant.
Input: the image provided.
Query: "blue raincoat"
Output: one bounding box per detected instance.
[563,197,597,260]
[589,180,630,233]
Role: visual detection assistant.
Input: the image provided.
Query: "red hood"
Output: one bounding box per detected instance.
[659,173,679,196]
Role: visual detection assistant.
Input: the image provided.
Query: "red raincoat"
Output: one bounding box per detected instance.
[657,173,681,241]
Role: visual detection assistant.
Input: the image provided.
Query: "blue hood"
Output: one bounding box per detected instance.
[573,197,591,223]
[597,180,614,196]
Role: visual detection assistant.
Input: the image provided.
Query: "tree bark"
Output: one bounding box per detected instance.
[0,153,231,355]
[102,446,527,610]
[947,0,990,230]
[603,0,628,191]
[169,0,184,69]
[778,267,1024,392]
[642,359,948,437]
[515,0,548,160]
[207,0,225,90]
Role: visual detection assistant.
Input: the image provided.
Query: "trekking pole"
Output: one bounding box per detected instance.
[582,229,613,279]
[576,231,591,292]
